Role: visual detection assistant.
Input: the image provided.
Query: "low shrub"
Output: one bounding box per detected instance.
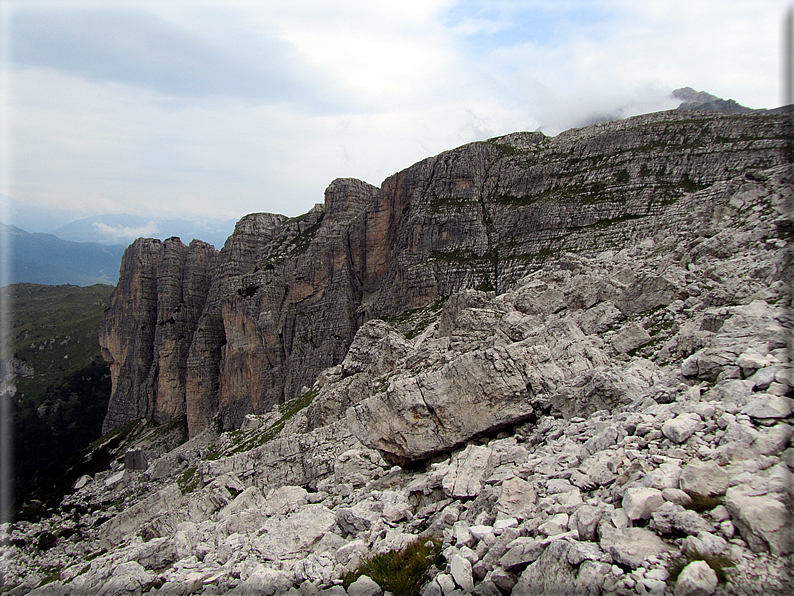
[342,537,443,596]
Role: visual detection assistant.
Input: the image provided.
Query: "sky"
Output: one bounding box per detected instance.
[0,0,790,234]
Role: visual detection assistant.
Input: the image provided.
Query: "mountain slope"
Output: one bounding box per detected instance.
[98,109,788,438]
[3,283,115,498]
[3,156,791,594]
[2,224,125,286]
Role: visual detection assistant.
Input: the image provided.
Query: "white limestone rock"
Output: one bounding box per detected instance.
[742,394,793,420]
[674,560,718,596]
[599,525,675,569]
[449,554,474,592]
[611,322,652,354]
[725,485,792,555]
[679,460,729,497]
[622,487,664,521]
[442,445,494,498]
[662,413,703,444]
[347,575,383,596]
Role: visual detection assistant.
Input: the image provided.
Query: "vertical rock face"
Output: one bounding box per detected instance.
[100,238,218,433]
[100,110,788,437]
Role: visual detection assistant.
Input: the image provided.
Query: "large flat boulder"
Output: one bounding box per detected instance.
[347,345,539,464]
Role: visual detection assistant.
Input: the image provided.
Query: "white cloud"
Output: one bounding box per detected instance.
[3,0,790,233]
[93,221,160,242]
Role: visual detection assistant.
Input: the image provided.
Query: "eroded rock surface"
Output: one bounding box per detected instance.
[8,109,792,596]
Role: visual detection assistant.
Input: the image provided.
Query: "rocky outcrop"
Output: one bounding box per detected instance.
[100,109,788,438]
[5,151,792,594]
[100,238,218,432]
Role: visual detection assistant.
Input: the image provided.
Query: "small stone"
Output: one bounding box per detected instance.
[469,525,494,542]
[436,573,456,595]
[662,488,692,507]
[662,414,702,444]
[538,513,569,536]
[348,575,383,596]
[674,560,718,596]
[709,505,729,522]
[73,475,92,490]
[622,487,664,521]
[449,555,474,592]
[493,518,518,532]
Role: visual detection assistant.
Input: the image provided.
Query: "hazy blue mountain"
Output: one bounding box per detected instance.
[50,213,237,249]
[2,224,126,286]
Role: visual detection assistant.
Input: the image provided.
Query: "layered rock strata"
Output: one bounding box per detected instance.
[100,238,218,432]
[100,110,788,438]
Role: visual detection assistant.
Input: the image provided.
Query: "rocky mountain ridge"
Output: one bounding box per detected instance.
[3,150,792,594]
[99,109,787,440]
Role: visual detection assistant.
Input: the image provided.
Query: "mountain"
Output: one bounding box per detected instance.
[672,87,753,114]
[49,213,237,250]
[1,224,126,286]
[3,106,791,595]
[97,108,787,439]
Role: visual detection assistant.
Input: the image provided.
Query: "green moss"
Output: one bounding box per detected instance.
[219,387,320,457]
[178,466,200,495]
[680,174,710,193]
[483,139,519,156]
[386,298,446,340]
[91,418,142,450]
[290,212,325,256]
[342,537,443,596]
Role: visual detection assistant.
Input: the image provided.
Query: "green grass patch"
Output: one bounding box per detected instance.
[6,283,115,500]
[178,466,200,495]
[290,212,325,256]
[5,283,113,406]
[342,537,443,596]
[385,298,446,340]
[218,387,320,457]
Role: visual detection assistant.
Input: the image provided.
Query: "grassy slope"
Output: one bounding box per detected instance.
[3,283,115,500]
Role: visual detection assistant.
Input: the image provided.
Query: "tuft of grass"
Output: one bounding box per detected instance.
[35,566,62,588]
[178,466,200,495]
[342,538,443,596]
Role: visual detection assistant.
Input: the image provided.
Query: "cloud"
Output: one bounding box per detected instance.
[8,5,349,110]
[93,221,160,242]
[4,0,789,233]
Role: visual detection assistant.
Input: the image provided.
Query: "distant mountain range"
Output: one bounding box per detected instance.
[1,214,238,287]
[2,224,126,286]
[49,213,237,249]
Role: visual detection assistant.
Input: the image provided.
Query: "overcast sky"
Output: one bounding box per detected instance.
[0,0,789,232]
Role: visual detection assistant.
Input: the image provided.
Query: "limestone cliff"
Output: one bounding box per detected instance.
[100,109,787,437]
